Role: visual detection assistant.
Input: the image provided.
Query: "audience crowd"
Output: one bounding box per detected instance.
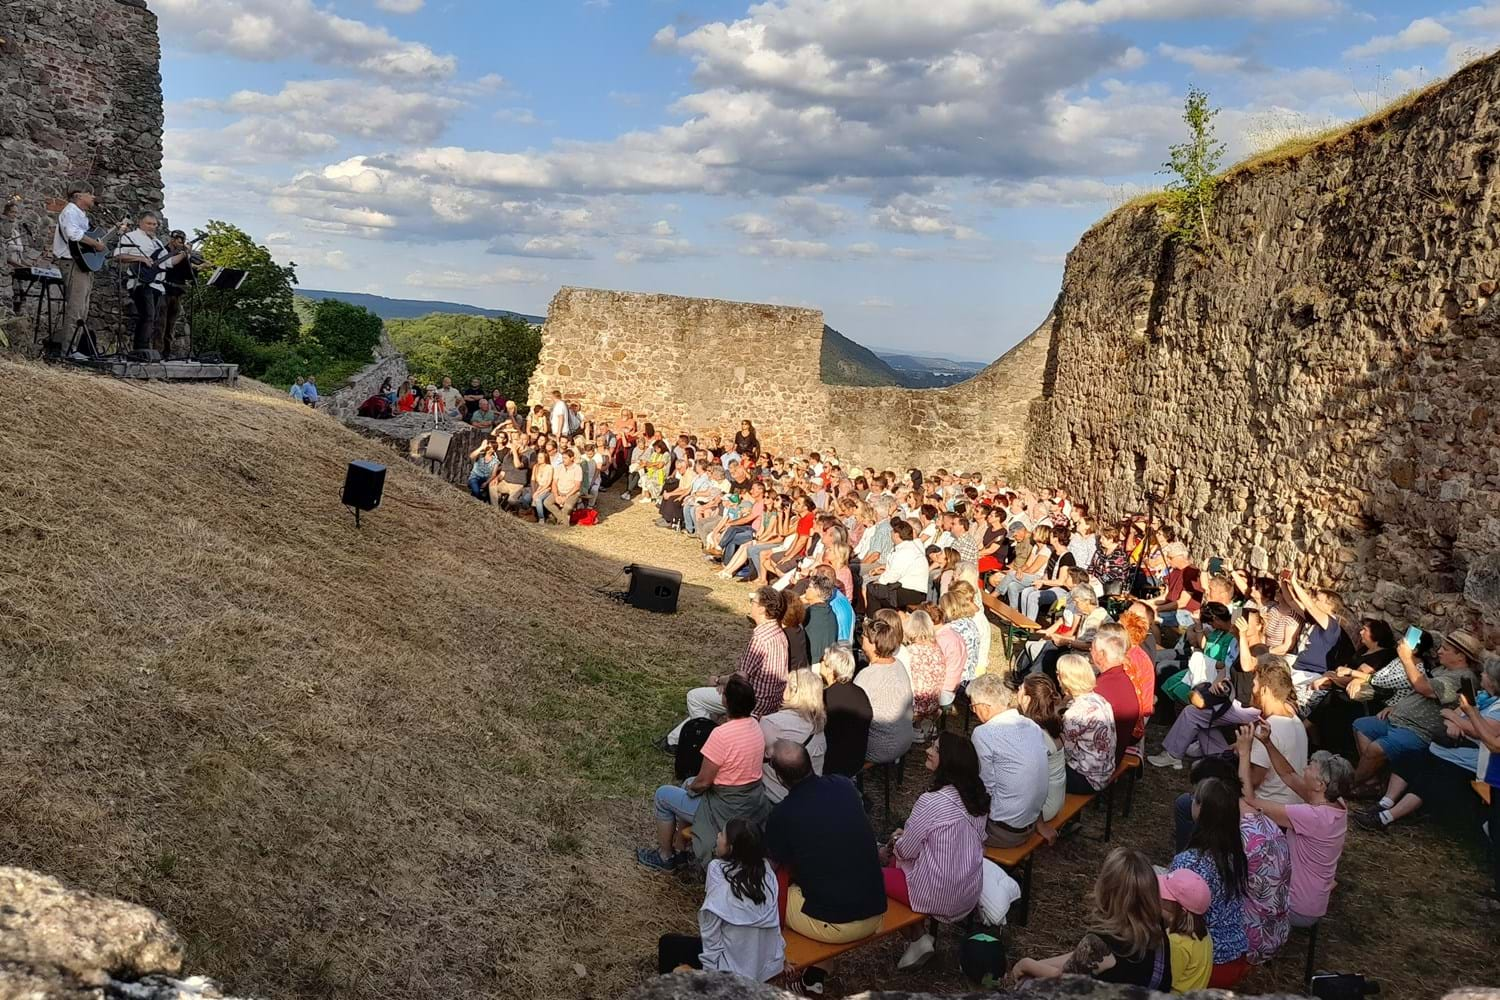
[455,386,1499,992]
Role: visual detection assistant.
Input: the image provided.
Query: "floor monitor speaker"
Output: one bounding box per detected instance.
[625,563,682,614]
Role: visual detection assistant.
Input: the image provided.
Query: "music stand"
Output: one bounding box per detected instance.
[12,267,63,347]
[196,267,248,363]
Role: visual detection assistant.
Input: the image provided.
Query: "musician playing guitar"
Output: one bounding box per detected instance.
[158,229,207,355]
[48,183,106,357]
[113,211,188,353]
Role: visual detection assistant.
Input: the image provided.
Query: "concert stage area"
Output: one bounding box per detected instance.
[67,356,239,382]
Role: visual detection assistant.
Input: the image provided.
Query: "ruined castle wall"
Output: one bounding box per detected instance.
[1024,54,1500,640]
[530,287,1050,472]
[0,0,165,342]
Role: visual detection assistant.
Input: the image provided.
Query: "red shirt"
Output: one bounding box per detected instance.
[1093,665,1141,762]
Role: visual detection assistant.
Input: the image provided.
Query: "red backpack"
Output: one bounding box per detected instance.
[570,508,599,526]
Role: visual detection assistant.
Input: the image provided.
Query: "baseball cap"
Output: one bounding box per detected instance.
[1157,869,1210,915]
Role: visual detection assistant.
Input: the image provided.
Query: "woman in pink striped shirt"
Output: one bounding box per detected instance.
[878,732,990,966]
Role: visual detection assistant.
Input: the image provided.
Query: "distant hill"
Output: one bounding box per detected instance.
[873,351,990,388]
[297,289,545,324]
[820,325,905,387]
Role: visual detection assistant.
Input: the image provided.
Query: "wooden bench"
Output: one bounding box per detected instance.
[780,899,926,979]
[981,592,1042,660]
[982,755,1142,925]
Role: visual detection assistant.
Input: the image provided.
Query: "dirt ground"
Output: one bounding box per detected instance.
[567,494,1500,1000]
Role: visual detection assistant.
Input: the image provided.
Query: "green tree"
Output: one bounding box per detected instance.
[309,298,383,360]
[1160,87,1226,249]
[192,221,300,343]
[388,313,541,405]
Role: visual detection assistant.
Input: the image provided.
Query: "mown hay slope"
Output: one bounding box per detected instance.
[0,359,734,999]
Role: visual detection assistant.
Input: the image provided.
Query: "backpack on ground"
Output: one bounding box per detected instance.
[570,507,599,526]
[674,717,718,780]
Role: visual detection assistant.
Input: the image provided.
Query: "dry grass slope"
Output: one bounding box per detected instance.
[0,360,740,1000]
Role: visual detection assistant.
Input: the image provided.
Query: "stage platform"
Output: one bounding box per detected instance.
[68,356,239,382]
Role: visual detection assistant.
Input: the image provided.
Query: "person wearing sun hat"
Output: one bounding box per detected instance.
[1352,627,1488,788]
[1158,868,1214,992]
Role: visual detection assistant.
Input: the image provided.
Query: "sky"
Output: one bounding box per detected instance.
[154,0,1494,362]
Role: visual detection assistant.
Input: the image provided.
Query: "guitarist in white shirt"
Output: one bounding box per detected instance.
[113,211,186,352]
[49,183,105,356]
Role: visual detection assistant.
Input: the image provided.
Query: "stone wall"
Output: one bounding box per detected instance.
[320,331,410,422]
[1024,52,1500,642]
[0,0,164,345]
[530,286,1051,472]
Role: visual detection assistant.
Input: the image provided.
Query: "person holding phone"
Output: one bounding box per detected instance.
[1455,680,1500,913]
[1352,628,1487,789]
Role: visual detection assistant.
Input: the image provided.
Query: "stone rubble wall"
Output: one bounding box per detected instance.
[1024,52,1500,643]
[320,331,410,422]
[0,0,164,347]
[529,286,1051,473]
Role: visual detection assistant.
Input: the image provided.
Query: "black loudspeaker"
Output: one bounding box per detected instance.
[342,461,386,512]
[424,431,453,464]
[626,563,682,614]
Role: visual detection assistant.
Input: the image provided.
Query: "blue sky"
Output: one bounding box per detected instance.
[155,0,1490,361]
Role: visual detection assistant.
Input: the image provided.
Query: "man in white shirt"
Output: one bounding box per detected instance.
[49,183,107,356]
[865,519,929,611]
[112,211,184,351]
[436,377,462,414]
[549,389,569,437]
[968,673,1050,847]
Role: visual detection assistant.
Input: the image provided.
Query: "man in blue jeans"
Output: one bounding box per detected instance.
[714,482,766,564]
[466,440,498,502]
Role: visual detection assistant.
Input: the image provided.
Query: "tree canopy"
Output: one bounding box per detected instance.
[387,313,542,406]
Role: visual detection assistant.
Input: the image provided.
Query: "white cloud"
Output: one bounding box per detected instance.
[726,212,779,237]
[167,120,340,166]
[405,266,548,289]
[374,0,423,12]
[859,296,895,308]
[740,239,837,259]
[614,238,709,264]
[493,108,541,126]
[487,235,594,260]
[985,177,1153,208]
[153,0,455,78]
[871,194,981,240]
[1156,43,1258,73]
[191,79,463,146]
[1344,17,1452,59]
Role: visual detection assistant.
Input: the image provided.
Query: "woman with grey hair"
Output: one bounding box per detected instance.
[760,669,828,801]
[1236,724,1352,928]
[818,643,871,777]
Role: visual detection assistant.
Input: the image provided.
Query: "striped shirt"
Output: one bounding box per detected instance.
[738,620,789,719]
[891,784,986,922]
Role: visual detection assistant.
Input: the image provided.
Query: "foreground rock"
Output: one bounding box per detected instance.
[0,867,251,1000]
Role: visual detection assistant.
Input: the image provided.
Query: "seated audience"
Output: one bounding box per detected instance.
[1010,848,1172,990]
[760,669,827,802]
[1090,623,1142,761]
[856,615,915,765]
[1018,674,1068,842]
[1057,652,1118,793]
[818,643,872,777]
[1159,868,1214,993]
[1352,629,1485,787]
[866,519,930,611]
[663,588,788,750]
[967,673,1049,848]
[1237,724,1352,928]
[466,440,499,502]
[879,732,989,968]
[641,676,767,871]
[900,607,947,727]
[656,818,784,981]
[764,741,887,989]
[1169,777,1250,987]
[801,577,840,666]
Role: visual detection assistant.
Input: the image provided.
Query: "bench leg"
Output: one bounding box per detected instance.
[1103,783,1116,842]
[1123,768,1139,819]
[1304,921,1320,987]
[1014,855,1034,926]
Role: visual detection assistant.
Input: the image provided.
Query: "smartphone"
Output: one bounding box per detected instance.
[1459,675,1477,704]
[1208,556,1224,575]
[1403,625,1423,649]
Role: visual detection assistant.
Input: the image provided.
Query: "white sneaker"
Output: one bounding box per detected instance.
[621,492,632,500]
[897,933,935,970]
[1147,751,1183,769]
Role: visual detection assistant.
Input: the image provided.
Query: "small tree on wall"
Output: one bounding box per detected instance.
[1160,86,1226,249]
